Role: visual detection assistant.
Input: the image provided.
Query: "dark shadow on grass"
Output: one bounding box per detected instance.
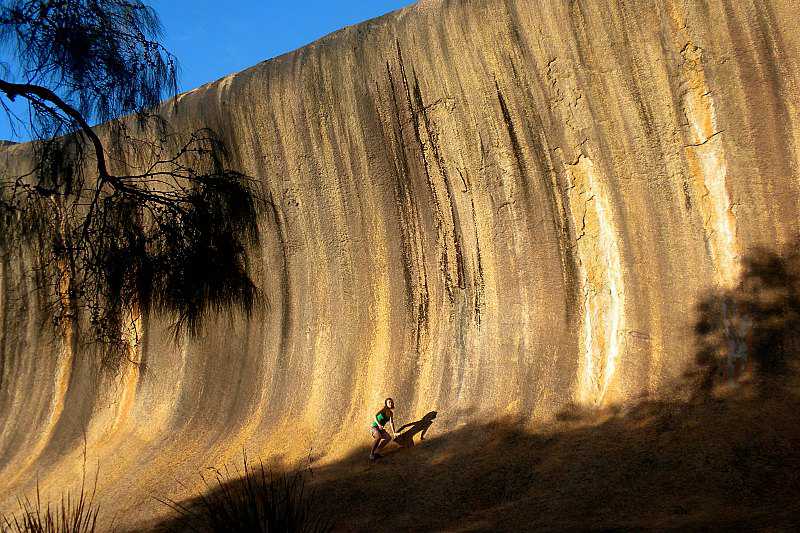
[154,457,331,533]
[144,243,800,532]
[144,385,800,532]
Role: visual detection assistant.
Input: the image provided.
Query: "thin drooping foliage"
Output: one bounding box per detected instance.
[0,0,177,136]
[159,456,332,533]
[0,1,263,366]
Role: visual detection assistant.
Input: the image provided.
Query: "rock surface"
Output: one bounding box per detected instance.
[1,0,799,527]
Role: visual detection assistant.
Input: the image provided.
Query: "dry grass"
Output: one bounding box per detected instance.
[0,477,99,533]
[156,456,331,533]
[142,377,800,531]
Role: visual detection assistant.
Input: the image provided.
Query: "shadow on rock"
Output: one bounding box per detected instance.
[145,242,800,532]
[147,388,800,532]
[693,240,800,395]
[393,411,437,447]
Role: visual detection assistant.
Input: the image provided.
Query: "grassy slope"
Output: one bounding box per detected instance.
[148,375,800,532]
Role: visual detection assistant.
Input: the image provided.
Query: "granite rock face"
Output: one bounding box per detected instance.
[1,0,799,526]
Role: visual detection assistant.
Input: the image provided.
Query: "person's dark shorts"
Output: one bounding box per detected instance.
[370,426,390,440]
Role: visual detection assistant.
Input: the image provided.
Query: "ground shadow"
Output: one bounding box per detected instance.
[144,385,800,532]
[143,243,800,532]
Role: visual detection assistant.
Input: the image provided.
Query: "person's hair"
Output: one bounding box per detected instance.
[385,397,394,408]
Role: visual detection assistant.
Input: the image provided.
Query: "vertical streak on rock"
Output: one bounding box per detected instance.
[670,2,739,287]
[385,58,430,398]
[0,259,11,463]
[3,280,74,488]
[366,245,392,406]
[468,194,485,327]
[396,40,460,334]
[566,154,625,406]
[103,318,141,438]
[409,72,474,403]
[0,259,6,395]
[260,182,293,424]
[494,82,534,365]
[541,134,580,322]
[413,74,466,294]
[83,316,142,462]
[138,337,189,442]
[682,45,738,286]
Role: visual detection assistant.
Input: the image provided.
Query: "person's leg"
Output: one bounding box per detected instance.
[377,429,391,450]
[370,428,382,457]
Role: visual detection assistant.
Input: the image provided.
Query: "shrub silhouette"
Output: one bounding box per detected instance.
[158,456,331,533]
[0,477,99,533]
[694,240,800,392]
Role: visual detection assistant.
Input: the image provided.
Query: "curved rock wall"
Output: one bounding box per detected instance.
[2,0,799,526]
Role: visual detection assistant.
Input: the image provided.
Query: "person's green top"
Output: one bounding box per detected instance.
[372,408,390,428]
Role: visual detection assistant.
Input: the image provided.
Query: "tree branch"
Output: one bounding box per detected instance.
[0,78,112,181]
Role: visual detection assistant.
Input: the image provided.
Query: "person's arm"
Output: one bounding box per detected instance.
[390,414,398,436]
[374,414,383,428]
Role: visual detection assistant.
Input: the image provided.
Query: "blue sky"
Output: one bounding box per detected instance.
[0,0,414,141]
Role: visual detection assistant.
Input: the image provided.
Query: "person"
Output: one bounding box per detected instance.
[370,397,397,460]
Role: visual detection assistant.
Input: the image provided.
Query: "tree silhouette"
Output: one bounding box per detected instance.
[0,1,263,367]
[694,241,800,394]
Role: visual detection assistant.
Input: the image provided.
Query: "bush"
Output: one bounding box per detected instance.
[694,244,800,393]
[160,456,332,533]
[0,478,99,533]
